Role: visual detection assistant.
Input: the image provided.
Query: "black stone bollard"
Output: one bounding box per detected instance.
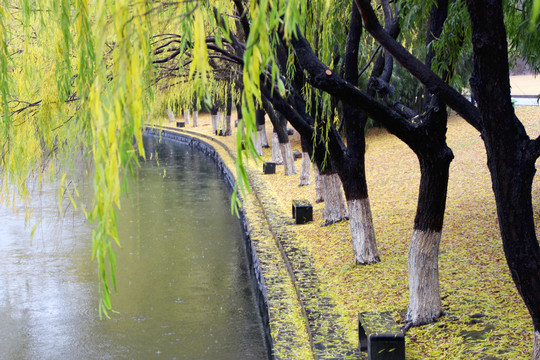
[292,199,313,224]
[358,312,405,360]
[263,162,276,174]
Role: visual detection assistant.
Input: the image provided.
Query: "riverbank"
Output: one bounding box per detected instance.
[148,105,540,359]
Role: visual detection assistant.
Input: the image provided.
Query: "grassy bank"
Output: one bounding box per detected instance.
[153,106,539,359]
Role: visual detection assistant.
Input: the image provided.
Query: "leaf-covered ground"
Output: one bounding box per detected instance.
[155,106,539,359]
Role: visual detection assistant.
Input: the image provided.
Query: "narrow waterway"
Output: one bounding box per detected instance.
[0,135,269,360]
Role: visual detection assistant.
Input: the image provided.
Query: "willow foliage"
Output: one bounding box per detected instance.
[0,0,308,315]
[2,0,153,317]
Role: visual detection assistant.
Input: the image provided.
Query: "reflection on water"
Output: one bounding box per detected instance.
[0,135,268,360]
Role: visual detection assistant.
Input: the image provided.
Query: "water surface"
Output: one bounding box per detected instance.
[0,135,268,360]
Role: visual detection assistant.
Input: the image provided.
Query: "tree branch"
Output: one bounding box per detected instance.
[354,0,482,132]
[287,27,417,143]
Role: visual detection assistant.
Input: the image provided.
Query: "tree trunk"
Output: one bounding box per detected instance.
[235,102,242,127]
[166,108,175,123]
[183,109,190,125]
[321,172,348,226]
[192,110,199,127]
[211,114,218,133]
[218,111,225,134]
[299,152,311,186]
[406,229,443,325]
[256,108,269,148]
[224,115,232,136]
[405,149,452,326]
[272,132,283,164]
[533,331,540,360]
[270,112,296,175]
[257,125,268,147]
[253,129,263,156]
[280,142,297,175]
[347,198,379,264]
[224,90,232,136]
[467,1,540,356]
[484,133,540,360]
[314,163,324,203]
[339,1,380,265]
[211,104,219,134]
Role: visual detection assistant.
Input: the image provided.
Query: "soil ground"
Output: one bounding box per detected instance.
[154,103,540,359]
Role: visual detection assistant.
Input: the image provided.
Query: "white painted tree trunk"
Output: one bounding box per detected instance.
[224,115,232,135]
[183,110,190,125]
[532,331,540,360]
[166,108,175,123]
[321,173,348,225]
[314,164,324,203]
[298,152,311,186]
[406,229,444,326]
[258,124,269,147]
[219,111,226,133]
[253,130,263,156]
[280,142,297,175]
[271,133,283,164]
[193,111,199,127]
[211,114,218,134]
[348,198,380,264]
[219,112,227,134]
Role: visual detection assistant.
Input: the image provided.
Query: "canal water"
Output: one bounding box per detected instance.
[0,135,269,360]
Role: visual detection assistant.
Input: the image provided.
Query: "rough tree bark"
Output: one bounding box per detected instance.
[218,111,225,133]
[211,103,219,134]
[235,102,242,127]
[466,1,540,355]
[340,2,379,264]
[298,138,311,186]
[253,108,264,156]
[271,132,283,164]
[166,108,175,123]
[192,110,199,127]
[224,91,233,136]
[406,141,452,325]
[261,98,297,174]
[276,114,297,175]
[256,108,269,148]
[320,170,348,226]
[314,163,324,203]
[192,97,199,127]
[280,141,297,175]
